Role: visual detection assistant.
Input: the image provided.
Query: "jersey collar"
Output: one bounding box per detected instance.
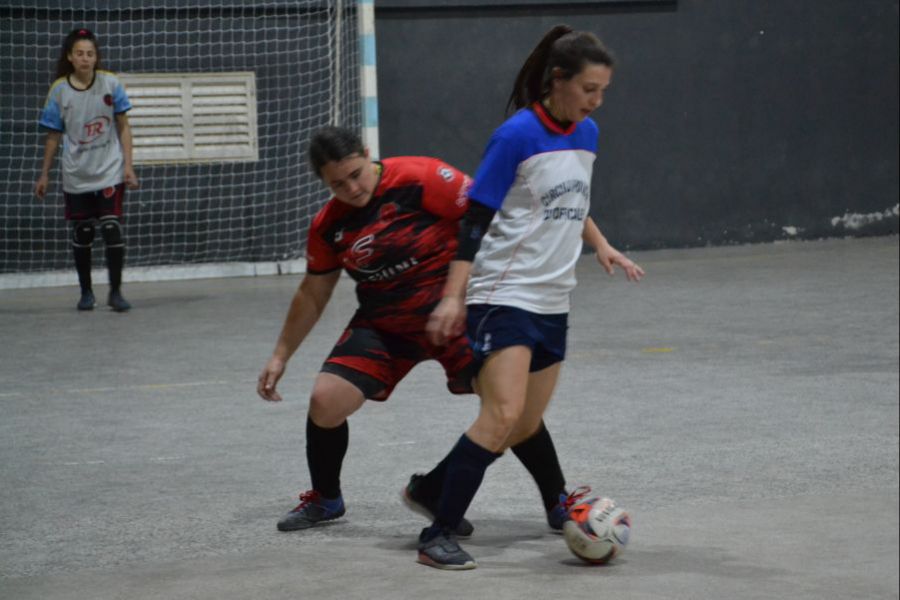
[532,102,576,136]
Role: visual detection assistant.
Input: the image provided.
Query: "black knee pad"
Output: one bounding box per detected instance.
[72,220,95,247]
[99,217,124,248]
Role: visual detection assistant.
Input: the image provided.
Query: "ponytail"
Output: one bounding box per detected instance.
[506,25,615,116]
[506,25,572,115]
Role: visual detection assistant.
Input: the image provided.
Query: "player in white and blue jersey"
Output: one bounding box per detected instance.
[415,25,645,570]
[34,28,138,312]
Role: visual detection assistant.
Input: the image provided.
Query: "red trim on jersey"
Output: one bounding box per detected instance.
[532,102,576,136]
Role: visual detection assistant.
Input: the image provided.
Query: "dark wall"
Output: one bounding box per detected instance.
[374,0,900,249]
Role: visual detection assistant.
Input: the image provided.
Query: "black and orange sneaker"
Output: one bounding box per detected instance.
[547,485,592,531]
[402,474,474,538]
[277,490,345,532]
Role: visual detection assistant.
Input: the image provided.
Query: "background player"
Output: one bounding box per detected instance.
[257,126,572,537]
[34,28,138,312]
[415,25,645,569]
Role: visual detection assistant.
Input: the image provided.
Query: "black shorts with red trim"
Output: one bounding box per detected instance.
[321,313,477,401]
[64,183,125,221]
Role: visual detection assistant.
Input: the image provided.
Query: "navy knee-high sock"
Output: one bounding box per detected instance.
[426,435,501,538]
[306,417,348,499]
[511,421,567,512]
[412,454,451,508]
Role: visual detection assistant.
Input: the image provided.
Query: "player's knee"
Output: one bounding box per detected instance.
[99,217,124,247]
[71,220,95,247]
[480,399,525,443]
[308,387,357,427]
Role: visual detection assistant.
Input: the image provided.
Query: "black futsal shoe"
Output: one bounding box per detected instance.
[77,289,95,311]
[277,490,346,532]
[402,474,475,538]
[417,527,477,570]
[107,290,132,312]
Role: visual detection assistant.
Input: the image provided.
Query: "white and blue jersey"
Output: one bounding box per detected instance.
[39,70,131,194]
[466,102,598,314]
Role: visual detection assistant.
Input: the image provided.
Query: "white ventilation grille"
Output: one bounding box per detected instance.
[119,72,259,164]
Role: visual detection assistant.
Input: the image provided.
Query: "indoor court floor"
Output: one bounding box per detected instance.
[1,236,897,600]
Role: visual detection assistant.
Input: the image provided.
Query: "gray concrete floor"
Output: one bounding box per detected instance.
[0,236,897,600]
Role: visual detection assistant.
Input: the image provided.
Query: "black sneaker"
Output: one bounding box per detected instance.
[402,474,474,538]
[77,289,95,311]
[107,290,132,312]
[547,485,592,531]
[277,490,346,532]
[417,527,476,570]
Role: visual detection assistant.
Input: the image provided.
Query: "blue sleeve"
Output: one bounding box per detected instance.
[467,130,522,210]
[38,94,64,131]
[113,82,132,114]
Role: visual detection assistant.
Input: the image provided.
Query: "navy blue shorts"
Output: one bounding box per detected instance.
[466,304,568,373]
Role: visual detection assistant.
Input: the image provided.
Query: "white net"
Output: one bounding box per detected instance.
[0,0,361,274]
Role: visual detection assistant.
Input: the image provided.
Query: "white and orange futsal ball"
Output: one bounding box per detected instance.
[562,496,632,564]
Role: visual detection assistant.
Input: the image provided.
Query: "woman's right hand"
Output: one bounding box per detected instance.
[34,175,48,199]
[426,296,466,346]
[257,357,287,402]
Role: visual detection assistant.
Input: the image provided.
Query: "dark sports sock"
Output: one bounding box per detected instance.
[73,246,92,292]
[306,417,349,499]
[511,421,567,513]
[426,434,501,538]
[105,246,124,293]
[413,454,451,507]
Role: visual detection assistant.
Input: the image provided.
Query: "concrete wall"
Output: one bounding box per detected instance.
[374,0,900,249]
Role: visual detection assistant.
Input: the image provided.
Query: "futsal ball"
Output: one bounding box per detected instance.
[562,496,632,564]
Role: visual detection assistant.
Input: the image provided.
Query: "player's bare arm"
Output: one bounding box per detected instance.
[427,259,472,346]
[115,113,138,189]
[583,216,644,282]
[258,270,341,401]
[34,131,62,199]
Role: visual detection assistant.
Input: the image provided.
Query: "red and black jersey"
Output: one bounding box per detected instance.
[307,156,471,332]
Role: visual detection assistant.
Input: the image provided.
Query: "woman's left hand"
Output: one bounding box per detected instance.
[596,245,645,282]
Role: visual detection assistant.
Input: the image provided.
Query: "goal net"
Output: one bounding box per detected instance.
[0,0,363,277]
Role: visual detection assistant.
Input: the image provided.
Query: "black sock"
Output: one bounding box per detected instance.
[413,454,451,508]
[306,417,349,499]
[428,434,501,536]
[105,246,124,293]
[511,421,566,513]
[73,245,92,292]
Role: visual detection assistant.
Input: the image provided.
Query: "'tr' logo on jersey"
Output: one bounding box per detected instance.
[80,116,110,144]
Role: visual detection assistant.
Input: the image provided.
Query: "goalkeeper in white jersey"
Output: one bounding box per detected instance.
[34,28,138,312]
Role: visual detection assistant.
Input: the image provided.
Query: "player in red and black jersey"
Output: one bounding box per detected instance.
[257,127,569,537]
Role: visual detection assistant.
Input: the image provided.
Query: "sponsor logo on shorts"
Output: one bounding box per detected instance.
[482,332,492,353]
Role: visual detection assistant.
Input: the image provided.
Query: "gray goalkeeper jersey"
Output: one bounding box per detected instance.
[39,70,132,194]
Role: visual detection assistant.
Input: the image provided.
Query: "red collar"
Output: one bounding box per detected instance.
[532,102,576,135]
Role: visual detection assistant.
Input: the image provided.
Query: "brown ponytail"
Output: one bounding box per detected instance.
[506,25,615,116]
